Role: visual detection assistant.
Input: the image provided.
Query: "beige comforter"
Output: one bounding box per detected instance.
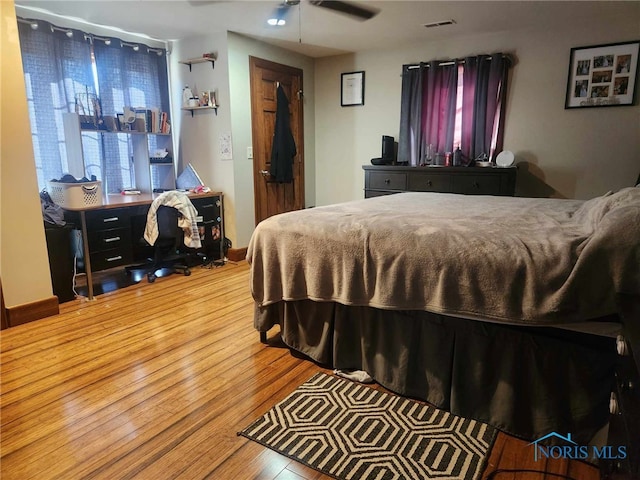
[247,187,640,325]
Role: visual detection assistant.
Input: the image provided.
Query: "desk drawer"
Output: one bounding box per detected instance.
[408,173,452,192]
[90,247,133,271]
[368,172,407,191]
[85,208,131,230]
[88,227,132,253]
[191,197,221,223]
[452,175,501,195]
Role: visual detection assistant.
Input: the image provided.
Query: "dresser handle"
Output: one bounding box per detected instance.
[104,236,121,243]
[426,180,432,187]
[106,255,123,262]
[473,182,480,188]
[384,179,390,184]
[609,391,620,415]
[616,335,628,355]
[103,217,119,223]
[619,380,635,391]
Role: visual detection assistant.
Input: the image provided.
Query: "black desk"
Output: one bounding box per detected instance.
[63,192,224,300]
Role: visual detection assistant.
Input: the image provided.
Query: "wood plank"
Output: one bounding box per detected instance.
[0,261,600,480]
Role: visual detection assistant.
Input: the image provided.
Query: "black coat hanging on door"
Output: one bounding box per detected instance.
[269,85,297,183]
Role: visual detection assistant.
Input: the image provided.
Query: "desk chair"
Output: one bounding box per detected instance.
[125,205,191,283]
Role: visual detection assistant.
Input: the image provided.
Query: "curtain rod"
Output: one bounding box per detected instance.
[17,16,166,55]
[405,54,512,70]
[16,15,167,50]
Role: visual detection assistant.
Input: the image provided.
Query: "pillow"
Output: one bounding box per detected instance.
[572,187,640,229]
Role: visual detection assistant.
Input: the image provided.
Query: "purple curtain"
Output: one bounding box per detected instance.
[398,63,425,166]
[488,54,510,159]
[422,61,458,155]
[400,53,510,167]
[461,54,509,161]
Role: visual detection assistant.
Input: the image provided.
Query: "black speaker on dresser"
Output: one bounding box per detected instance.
[382,135,395,163]
[371,135,396,165]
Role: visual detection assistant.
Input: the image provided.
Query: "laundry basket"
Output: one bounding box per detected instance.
[48,181,103,209]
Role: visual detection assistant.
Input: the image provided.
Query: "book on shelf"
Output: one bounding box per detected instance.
[127,107,169,134]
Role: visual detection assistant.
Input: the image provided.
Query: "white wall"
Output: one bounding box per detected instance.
[314,18,640,205]
[1,0,53,307]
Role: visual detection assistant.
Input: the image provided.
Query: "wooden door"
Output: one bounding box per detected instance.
[249,56,304,225]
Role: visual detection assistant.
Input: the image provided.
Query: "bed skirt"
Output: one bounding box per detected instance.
[255,300,617,444]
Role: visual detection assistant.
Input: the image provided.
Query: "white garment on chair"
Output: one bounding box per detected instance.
[144,191,201,249]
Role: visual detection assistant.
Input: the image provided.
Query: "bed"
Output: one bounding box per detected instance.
[247,186,640,443]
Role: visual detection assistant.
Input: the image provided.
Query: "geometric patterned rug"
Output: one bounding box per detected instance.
[239,372,497,480]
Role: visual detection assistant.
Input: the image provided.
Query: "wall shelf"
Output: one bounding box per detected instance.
[181,105,218,117]
[178,57,215,72]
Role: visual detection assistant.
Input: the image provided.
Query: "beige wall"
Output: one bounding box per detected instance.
[314,17,640,205]
[1,0,53,307]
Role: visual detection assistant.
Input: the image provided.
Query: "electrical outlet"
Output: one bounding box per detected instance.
[247,147,253,160]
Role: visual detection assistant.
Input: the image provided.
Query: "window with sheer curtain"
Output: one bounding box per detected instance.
[398,53,511,167]
[17,18,169,193]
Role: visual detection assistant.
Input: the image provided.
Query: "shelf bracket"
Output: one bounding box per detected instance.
[181,58,215,72]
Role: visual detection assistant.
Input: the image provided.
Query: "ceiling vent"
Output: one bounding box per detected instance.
[423,19,456,28]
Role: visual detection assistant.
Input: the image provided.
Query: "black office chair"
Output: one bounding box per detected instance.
[126,205,191,283]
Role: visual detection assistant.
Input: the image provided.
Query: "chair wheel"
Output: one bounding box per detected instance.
[184,269,191,276]
[147,273,157,283]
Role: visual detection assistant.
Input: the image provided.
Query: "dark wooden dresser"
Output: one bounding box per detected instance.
[363,165,517,197]
[602,294,640,479]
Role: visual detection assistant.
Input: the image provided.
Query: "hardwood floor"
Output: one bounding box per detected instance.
[1,262,600,480]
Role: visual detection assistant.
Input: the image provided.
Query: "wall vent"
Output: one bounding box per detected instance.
[424,19,456,28]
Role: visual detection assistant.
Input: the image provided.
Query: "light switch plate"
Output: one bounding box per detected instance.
[247,147,253,159]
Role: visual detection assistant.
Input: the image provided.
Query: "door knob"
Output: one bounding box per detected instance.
[259,170,270,177]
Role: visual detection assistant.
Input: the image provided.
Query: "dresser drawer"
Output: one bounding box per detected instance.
[368,172,407,191]
[408,173,452,192]
[87,227,132,253]
[85,208,131,230]
[452,175,501,195]
[89,247,133,271]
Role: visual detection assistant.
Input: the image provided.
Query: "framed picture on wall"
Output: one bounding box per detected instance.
[341,71,365,106]
[565,40,640,108]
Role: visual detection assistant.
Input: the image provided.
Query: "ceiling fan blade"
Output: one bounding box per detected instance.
[308,0,379,21]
